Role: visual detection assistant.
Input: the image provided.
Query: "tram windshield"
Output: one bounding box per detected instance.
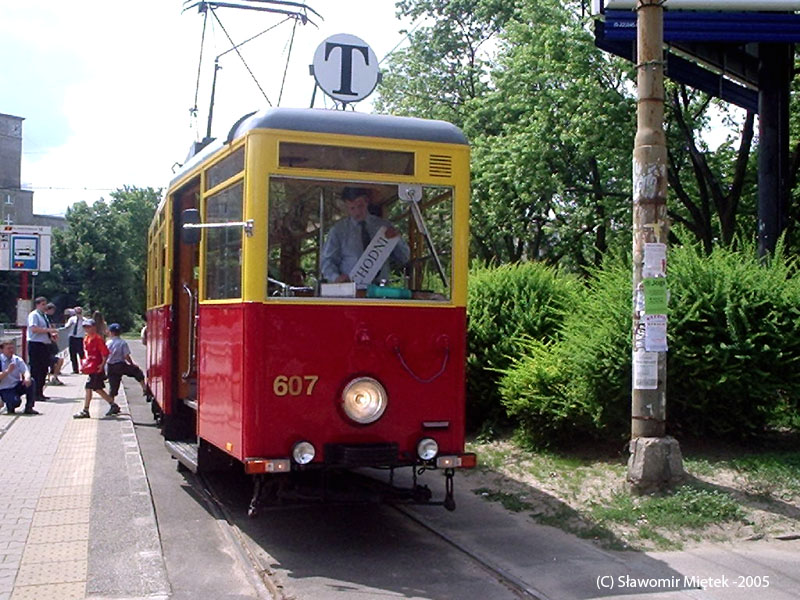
[267,178,453,301]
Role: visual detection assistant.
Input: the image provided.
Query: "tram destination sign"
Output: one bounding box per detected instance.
[311,33,380,104]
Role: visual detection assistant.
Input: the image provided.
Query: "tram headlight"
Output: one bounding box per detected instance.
[292,441,316,465]
[416,437,439,461]
[341,377,388,424]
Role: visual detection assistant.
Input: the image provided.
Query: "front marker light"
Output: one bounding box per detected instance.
[292,441,316,465]
[342,377,388,424]
[417,437,439,461]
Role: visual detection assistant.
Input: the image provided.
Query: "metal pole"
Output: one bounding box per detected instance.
[20,271,28,361]
[206,59,221,142]
[757,43,791,258]
[628,0,683,493]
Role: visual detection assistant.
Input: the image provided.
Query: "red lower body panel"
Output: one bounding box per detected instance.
[196,303,466,466]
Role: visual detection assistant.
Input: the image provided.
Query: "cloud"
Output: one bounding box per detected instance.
[5,1,408,216]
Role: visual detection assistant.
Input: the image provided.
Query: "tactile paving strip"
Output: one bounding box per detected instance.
[8,405,98,600]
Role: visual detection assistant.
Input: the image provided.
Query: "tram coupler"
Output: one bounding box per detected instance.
[443,468,456,511]
[248,475,264,518]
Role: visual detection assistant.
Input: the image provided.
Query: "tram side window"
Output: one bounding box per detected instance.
[204,182,243,300]
[267,177,453,301]
[206,146,244,190]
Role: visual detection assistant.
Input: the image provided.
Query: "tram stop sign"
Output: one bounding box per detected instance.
[311,34,380,104]
[0,225,52,272]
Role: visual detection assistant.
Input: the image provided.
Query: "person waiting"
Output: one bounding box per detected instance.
[26,296,58,401]
[0,339,37,415]
[65,306,87,374]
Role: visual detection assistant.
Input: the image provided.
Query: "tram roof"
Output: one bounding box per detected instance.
[172,108,468,187]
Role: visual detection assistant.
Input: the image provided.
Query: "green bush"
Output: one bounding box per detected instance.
[499,243,800,446]
[466,262,579,431]
[667,243,800,436]
[499,261,631,445]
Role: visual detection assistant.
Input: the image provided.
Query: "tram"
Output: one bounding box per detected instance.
[145,107,474,512]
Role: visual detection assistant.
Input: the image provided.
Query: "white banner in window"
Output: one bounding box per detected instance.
[349,226,399,288]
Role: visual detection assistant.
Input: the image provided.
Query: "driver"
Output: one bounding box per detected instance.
[321,187,410,285]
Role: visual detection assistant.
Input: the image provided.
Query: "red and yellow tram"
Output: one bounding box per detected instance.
[145,107,474,511]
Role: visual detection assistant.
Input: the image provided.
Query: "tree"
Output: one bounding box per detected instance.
[376,0,520,127]
[467,0,634,268]
[38,186,159,329]
[107,186,160,315]
[378,1,781,266]
[784,52,800,251]
[665,84,757,253]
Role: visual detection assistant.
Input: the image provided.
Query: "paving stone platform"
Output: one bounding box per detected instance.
[0,371,168,600]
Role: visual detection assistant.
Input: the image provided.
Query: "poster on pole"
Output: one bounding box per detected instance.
[633,350,659,390]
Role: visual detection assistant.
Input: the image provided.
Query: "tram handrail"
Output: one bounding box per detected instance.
[182,284,198,379]
[183,219,255,237]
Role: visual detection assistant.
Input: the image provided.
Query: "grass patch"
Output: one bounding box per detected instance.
[468,436,799,550]
[592,485,745,529]
[729,452,800,499]
[683,457,716,477]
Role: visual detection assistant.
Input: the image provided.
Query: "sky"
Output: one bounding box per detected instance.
[1,1,412,216]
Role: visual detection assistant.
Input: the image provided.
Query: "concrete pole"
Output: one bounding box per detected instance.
[628,0,684,494]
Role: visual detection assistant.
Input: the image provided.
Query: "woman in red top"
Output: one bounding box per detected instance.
[73,319,119,419]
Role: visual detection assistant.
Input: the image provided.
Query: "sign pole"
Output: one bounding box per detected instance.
[628,0,684,494]
[20,271,28,361]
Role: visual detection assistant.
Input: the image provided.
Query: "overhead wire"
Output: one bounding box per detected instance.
[209,6,274,106]
[191,7,210,122]
[379,17,424,65]
[278,17,298,106]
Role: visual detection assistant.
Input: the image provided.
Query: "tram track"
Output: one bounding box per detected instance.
[391,504,548,600]
[193,469,545,600]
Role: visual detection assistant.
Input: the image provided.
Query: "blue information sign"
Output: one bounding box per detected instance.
[11,235,38,271]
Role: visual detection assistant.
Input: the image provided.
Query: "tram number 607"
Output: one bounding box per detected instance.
[273,375,319,396]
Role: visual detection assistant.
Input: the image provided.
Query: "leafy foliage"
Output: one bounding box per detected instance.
[665,85,757,252]
[376,0,520,127]
[667,241,800,436]
[378,1,788,264]
[498,244,800,446]
[467,0,634,269]
[498,260,631,445]
[36,186,159,329]
[466,261,579,429]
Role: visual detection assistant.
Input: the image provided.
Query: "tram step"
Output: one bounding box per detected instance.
[165,440,199,473]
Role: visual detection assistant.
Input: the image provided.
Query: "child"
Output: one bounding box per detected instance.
[106,323,152,401]
[73,319,118,418]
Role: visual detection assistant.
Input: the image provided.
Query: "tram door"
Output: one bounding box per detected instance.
[169,181,200,439]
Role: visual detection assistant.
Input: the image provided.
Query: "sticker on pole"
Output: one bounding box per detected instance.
[633,350,659,390]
